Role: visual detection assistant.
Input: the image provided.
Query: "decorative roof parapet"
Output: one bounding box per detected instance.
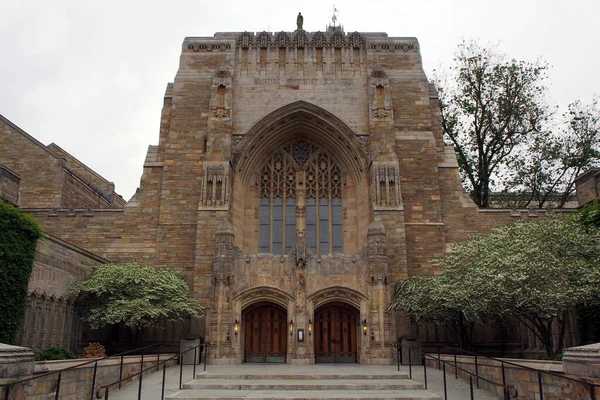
[235,31,367,49]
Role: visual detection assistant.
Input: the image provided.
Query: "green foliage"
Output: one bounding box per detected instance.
[391,215,600,357]
[572,200,600,231]
[434,39,550,207]
[35,347,78,361]
[572,200,600,343]
[0,200,43,344]
[71,263,203,330]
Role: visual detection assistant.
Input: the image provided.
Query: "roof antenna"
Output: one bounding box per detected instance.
[327,5,343,33]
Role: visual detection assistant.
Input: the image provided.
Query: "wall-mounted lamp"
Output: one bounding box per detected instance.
[362,319,368,335]
[289,319,294,335]
[234,319,239,335]
[308,319,312,336]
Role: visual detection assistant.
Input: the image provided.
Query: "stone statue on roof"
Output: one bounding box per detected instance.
[297,12,303,30]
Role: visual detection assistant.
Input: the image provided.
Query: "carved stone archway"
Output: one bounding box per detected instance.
[232,101,368,187]
[229,286,296,364]
[308,285,369,311]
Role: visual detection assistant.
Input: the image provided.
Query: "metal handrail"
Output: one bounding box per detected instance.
[429,343,600,399]
[96,341,209,400]
[1,343,163,400]
[396,343,518,399]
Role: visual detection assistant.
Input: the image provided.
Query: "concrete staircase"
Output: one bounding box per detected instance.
[167,365,440,400]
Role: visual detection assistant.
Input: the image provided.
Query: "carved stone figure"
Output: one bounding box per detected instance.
[297,13,303,30]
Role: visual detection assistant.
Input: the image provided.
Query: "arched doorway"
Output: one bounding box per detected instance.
[314,302,358,363]
[243,302,287,363]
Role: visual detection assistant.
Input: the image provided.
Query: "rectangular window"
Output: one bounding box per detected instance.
[306,198,317,252]
[272,198,283,254]
[285,199,296,252]
[259,198,270,252]
[332,198,342,252]
[319,199,329,254]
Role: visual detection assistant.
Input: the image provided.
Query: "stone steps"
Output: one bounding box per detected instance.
[167,369,440,400]
[193,374,409,380]
[168,389,440,400]
[182,378,423,390]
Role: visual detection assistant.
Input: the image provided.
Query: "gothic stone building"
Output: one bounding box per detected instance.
[1,27,572,363]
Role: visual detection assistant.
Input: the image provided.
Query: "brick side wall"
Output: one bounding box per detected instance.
[0,116,64,208]
[48,143,125,206]
[0,165,21,205]
[61,169,114,209]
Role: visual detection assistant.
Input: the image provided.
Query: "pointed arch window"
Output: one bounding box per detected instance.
[259,141,343,255]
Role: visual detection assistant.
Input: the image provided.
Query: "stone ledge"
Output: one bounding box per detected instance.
[0,343,35,379]
[563,342,600,378]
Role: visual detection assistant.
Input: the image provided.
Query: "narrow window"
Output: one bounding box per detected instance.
[215,180,223,202]
[376,84,385,108]
[217,85,226,108]
[206,180,213,203]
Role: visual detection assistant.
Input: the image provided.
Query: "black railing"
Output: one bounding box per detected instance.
[398,345,600,400]
[430,343,599,400]
[396,342,518,399]
[96,341,209,400]
[1,343,163,400]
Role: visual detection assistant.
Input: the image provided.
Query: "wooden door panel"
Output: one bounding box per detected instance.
[244,305,287,363]
[315,304,357,363]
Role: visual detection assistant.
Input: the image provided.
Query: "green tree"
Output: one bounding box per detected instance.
[571,201,600,343]
[434,40,550,207]
[505,99,600,208]
[71,263,203,343]
[389,275,476,350]
[0,200,42,343]
[391,215,600,357]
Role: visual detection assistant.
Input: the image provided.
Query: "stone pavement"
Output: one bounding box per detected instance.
[106,364,501,400]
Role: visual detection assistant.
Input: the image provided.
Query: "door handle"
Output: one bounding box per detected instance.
[266,338,270,343]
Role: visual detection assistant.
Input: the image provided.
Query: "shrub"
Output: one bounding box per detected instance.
[0,200,43,343]
[35,347,78,361]
[81,342,106,358]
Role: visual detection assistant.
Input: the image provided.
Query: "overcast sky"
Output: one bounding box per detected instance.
[1,0,598,200]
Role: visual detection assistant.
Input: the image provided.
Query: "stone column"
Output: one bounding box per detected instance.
[209,221,236,363]
[365,221,392,364]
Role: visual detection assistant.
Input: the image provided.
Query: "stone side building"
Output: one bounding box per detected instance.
[1,25,577,362]
[0,116,117,350]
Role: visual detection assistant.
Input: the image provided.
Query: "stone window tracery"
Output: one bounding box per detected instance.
[258,141,343,255]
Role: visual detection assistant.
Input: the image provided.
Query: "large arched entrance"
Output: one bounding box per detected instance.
[243,302,287,363]
[314,302,359,363]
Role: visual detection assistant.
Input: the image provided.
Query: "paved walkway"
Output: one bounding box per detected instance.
[106,364,501,400]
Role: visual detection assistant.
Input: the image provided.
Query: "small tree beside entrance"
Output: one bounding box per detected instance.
[390,215,600,358]
[71,262,203,345]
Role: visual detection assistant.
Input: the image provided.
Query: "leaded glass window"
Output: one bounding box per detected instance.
[259,141,343,255]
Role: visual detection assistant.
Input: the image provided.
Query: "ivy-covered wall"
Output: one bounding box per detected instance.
[0,199,42,343]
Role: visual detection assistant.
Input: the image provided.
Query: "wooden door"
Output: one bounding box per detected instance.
[244,304,287,363]
[314,303,358,363]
